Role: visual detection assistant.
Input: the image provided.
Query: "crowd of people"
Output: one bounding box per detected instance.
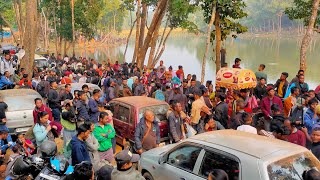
[0,51,320,179]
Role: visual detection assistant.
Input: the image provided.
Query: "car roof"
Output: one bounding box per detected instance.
[189,130,305,159]
[111,96,169,108]
[0,89,41,97]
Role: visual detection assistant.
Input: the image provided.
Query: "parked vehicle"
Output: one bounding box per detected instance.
[0,89,42,134]
[109,96,170,147]
[139,130,320,180]
[34,54,49,70]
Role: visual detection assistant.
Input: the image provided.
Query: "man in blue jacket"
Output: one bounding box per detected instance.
[88,89,101,123]
[304,98,319,134]
[0,71,15,90]
[70,124,91,166]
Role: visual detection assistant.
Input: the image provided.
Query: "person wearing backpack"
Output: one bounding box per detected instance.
[152,83,165,101]
[0,54,14,77]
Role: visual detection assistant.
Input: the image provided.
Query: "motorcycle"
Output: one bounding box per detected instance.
[6,140,74,180]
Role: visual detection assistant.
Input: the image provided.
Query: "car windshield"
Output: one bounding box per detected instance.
[268,152,320,180]
[34,59,48,68]
[5,95,38,111]
[139,104,169,121]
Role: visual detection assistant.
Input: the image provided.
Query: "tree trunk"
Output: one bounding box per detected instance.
[63,39,67,56]
[0,14,18,43]
[300,0,320,71]
[71,0,75,55]
[53,7,58,56]
[201,4,215,84]
[123,19,137,62]
[137,0,168,68]
[278,12,282,34]
[215,11,222,73]
[152,28,172,68]
[139,3,147,49]
[21,0,37,80]
[132,0,141,64]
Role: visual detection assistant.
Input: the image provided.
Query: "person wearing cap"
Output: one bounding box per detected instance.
[260,85,283,131]
[134,110,160,154]
[111,149,144,180]
[190,90,212,133]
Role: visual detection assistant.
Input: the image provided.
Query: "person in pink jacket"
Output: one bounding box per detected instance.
[261,86,283,131]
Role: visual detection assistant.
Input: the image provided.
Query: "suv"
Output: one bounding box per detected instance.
[109,96,170,147]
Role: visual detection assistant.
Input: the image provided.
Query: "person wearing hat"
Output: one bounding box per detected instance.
[260,85,283,131]
[111,149,144,180]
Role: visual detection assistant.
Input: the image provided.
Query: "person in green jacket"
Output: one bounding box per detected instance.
[93,112,115,163]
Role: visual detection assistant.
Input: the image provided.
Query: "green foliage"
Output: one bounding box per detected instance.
[285,0,320,27]
[201,0,248,42]
[41,0,103,40]
[98,0,127,33]
[0,0,16,27]
[167,0,199,32]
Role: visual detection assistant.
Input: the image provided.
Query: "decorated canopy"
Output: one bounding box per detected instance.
[216,68,257,90]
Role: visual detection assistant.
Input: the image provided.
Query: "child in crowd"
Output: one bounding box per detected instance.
[17,133,35,156]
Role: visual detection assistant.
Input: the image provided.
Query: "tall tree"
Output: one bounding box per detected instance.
[21,0,38,80]
[286,0,320,71]
[201,3,215,84]
[202,0,247,73]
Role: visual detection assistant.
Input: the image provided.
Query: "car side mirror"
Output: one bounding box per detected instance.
[158,156,166,165]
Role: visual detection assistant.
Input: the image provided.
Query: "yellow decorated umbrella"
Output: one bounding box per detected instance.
[216,68,257,90]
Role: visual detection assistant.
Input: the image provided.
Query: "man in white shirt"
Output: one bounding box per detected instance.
[236,112,257,134]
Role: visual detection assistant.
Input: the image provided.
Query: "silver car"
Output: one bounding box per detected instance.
[140,130,320,180]
[1,89,42,133]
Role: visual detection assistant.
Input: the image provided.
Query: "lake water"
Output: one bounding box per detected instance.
[81,34,320,89]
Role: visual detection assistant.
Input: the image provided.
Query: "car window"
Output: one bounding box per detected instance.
[139,104,169,121]
[167,145,202,173]
[199,151,240,179]
[113,105,130,123]
[268,152,320,180]
[5,96,39,111]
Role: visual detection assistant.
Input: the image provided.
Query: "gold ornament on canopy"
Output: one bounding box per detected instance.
[216,68,257,90]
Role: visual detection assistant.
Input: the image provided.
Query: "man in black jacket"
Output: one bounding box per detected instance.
[48,81,61,122]
[274,72,289,99]
[214,93,229,128]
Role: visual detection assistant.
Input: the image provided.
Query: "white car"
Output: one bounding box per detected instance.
[139,130,320,180]
[1,89,42,133]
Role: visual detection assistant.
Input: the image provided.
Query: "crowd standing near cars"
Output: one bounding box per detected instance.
[0,50,320,179]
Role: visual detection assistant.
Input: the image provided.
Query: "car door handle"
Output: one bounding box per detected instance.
[180,178,186,180]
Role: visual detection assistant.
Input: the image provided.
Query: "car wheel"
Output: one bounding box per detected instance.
[143,172,154,180]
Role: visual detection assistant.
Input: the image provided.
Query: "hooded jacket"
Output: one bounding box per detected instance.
[111,166,145,180]
[70,136,91,166]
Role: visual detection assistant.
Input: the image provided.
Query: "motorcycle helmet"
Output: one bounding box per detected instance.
[39,140,57,159]
[12,157,31,176]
